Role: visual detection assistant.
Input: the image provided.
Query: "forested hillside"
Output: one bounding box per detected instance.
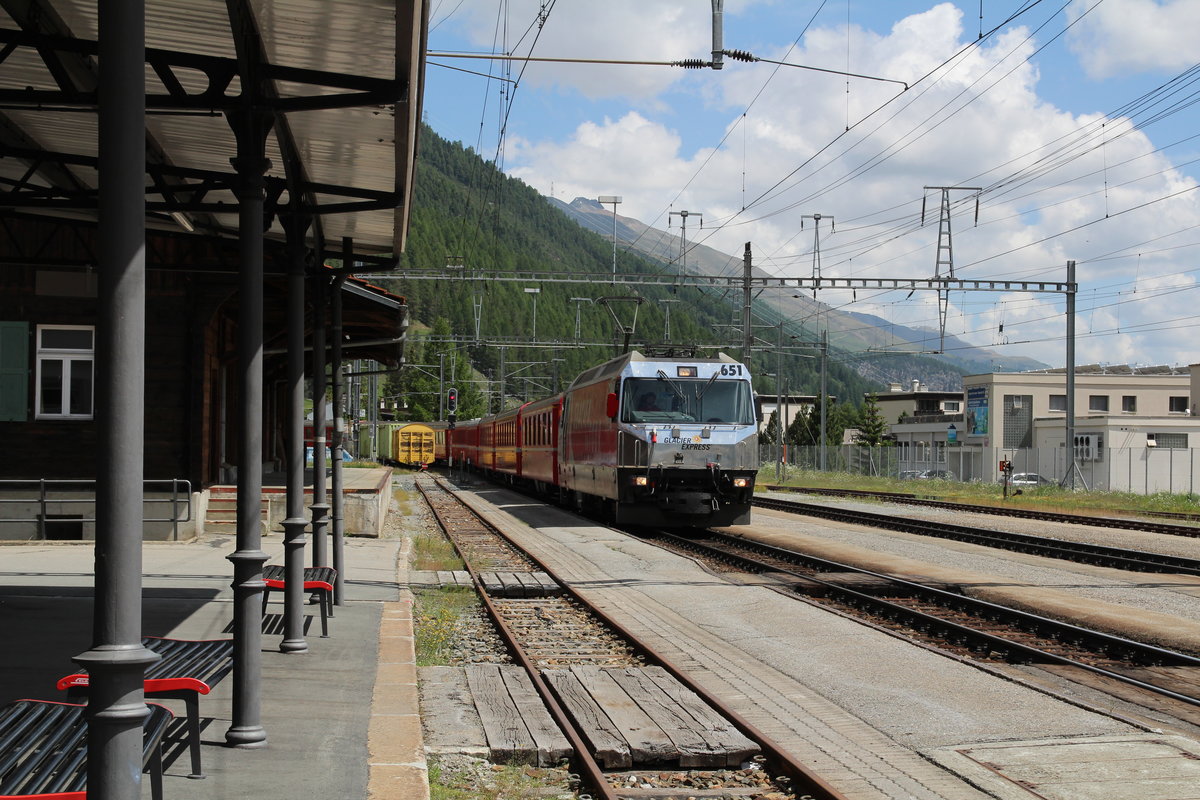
[372,126,878,421]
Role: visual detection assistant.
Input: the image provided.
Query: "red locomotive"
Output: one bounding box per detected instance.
[448,351,759,527]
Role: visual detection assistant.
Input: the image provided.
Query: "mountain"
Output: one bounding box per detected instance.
[548,196,1048,388]
[379,127,879,417]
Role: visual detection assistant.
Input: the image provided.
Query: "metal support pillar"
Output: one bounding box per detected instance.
[330,239,351,604]
[225,106,273,747]
[281,216,311,652]
[311,273,330,569]
[74,3,161,795]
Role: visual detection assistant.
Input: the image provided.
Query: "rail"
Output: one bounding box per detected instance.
[0,478,192,541]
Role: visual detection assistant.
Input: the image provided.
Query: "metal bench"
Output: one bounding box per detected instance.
[0,698,171,800]
[262,565,337,638]
[56,636,233,780]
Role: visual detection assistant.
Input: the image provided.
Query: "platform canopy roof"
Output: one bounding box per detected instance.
[0,0,427,258]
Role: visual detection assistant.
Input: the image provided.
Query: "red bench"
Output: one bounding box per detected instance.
[56,636,233,779]
[0,699,171,799]
[262,565,337,638]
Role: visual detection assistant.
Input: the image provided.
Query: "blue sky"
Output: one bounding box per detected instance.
[422,1,1200,369]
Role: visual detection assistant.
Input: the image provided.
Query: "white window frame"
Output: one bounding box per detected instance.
[1048,394,1067,412]
[35,324,94,420]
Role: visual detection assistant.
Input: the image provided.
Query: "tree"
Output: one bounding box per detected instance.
[857,394,891,446]
[760,409,780,446]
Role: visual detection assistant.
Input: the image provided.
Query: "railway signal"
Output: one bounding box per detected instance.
[447,387,458,413]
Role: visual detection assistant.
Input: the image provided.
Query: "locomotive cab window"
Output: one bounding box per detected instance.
[622,375,754,425]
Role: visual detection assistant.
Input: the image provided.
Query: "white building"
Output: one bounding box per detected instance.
[952,365,1197,491]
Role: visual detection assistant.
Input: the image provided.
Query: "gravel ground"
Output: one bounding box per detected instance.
[769,490,1200,557]
[756,490,1200,622]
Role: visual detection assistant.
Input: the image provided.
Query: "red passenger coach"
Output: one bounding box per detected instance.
[491,406,522,478]
[518,395,562,492]
[448,416,482,469]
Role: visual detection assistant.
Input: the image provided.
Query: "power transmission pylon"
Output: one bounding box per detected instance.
[922,186,981,352]
[801,213,833,299]
[668,210,702,276]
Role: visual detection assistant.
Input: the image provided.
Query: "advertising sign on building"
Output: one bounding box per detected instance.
[967,386,989,437]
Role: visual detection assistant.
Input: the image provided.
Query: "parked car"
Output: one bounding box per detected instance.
[898,470,923,480]
[1008,472,1051,486]
[918,469,956,481]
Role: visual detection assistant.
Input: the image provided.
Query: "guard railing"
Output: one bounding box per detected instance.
[0,479,192,541]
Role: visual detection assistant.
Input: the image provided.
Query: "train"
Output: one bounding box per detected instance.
[358,421,449,467]
[448,350,760,527]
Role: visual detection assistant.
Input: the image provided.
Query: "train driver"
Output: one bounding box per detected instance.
[636,392,660,412]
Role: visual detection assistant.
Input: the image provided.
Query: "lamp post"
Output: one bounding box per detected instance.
[598,195,622,281]
[524,287,541,339]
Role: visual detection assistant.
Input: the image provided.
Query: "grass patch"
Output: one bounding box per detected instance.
[412,532,466,571]
[760,467,1200,519]
[345,459,383,469]
[429,757,572,800]
[414,587,479,666]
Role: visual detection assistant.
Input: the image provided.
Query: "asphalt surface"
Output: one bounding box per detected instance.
[1,528,406,799]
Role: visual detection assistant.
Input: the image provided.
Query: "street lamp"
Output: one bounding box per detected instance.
[598,195,622,281]
[524,287,541,339]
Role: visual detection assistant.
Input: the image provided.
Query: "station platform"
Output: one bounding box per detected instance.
[0,521,428,800]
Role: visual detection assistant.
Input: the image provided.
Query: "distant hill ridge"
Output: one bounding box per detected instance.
[547,195,1049,386]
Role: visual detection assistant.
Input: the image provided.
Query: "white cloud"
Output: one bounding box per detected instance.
[436,3,1200,368]
[1066,0,1200,78]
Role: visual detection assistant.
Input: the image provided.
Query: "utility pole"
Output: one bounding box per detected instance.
[1065,259,1078,490]
[669,210,702,276]
[598,195,622,282]
[819,328,828,472]
[922,186,981,352]
[776,322,784,481]
[741,242,753,363]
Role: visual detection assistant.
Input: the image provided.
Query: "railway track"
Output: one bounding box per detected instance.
[760,485,1200,536]
[753,494,1200,575]
[642,528,1200,729]
[414,477,848,800]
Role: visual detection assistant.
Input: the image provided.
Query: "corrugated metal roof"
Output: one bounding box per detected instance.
[0,0,426,256]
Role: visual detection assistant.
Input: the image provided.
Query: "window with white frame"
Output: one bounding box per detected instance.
[1089,394,1109,412]
[36,325,94,420]
[943,400,961,412]
[1122,395,1137,413]
[1048,394,1066,412]
[1169,396,1189,414]
[1155,433,1188,448]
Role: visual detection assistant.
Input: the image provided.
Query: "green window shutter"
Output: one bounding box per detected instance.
[0,322,29,421]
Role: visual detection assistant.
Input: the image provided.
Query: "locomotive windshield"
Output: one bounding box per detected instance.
[622,375,755,424]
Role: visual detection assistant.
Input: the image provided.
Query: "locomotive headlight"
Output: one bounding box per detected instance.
[732,477,750,488]
[633,476,649,486]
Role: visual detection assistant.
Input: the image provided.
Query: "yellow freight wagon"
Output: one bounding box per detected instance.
[392,422,437,467]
